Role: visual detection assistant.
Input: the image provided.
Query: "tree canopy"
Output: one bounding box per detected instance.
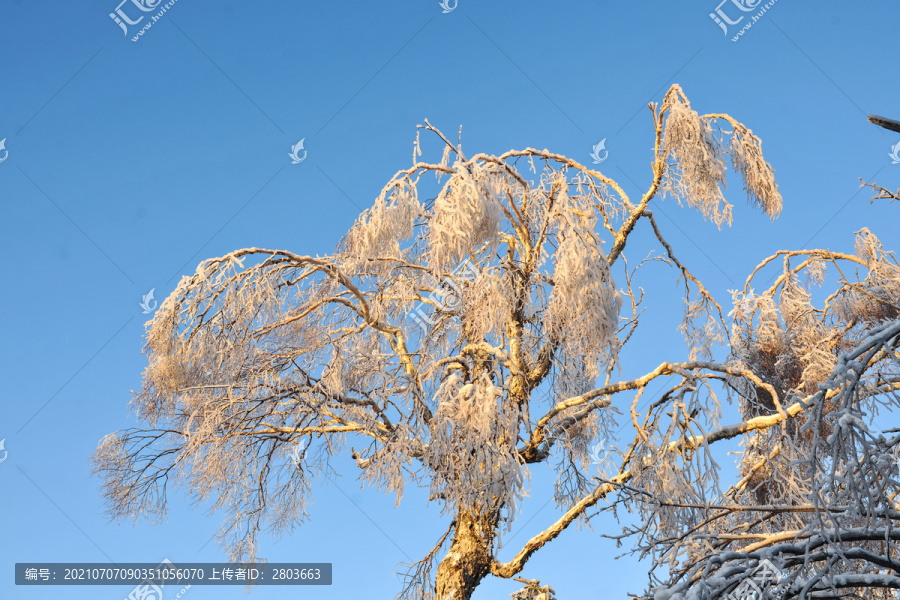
[93,84,900,600]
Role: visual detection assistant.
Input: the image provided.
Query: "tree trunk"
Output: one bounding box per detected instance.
[435,511,494,600]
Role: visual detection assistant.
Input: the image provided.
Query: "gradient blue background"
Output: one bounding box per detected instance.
[2,1,899,598]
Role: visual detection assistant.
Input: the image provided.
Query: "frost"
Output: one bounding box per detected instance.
[429,160,506,271]
[544,188,622,380]
[661,88,731,227]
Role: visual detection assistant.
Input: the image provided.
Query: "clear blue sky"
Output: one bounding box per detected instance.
[2,1,899,599]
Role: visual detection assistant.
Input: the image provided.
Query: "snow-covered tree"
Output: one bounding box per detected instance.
[626,124,900,600]
[638,229,900,599]
[93,83,897,599]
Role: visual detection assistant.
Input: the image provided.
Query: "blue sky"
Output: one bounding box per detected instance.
[2,1,899,599]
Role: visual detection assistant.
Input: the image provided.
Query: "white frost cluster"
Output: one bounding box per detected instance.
[429,161,506,271]
[544,189,622,380]
[425,372,525,519]
[661,94,731,227]
[661,84,783,226]
[728,128,782,219]
[341,177,421,274]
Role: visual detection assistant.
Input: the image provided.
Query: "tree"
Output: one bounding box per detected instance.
[637,235,900,599]
[629,126,900,598]
[93,83,897,599]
